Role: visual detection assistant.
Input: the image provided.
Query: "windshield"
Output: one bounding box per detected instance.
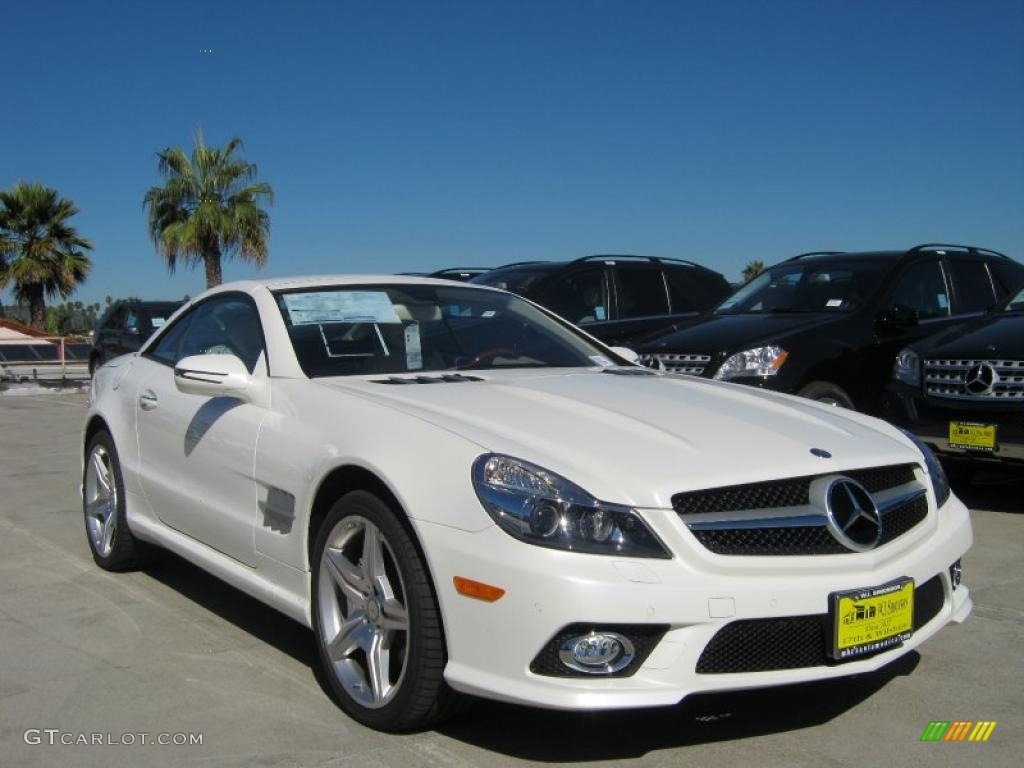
[274,284,618,377]
[714,261,889,315]
[1004,285,1024,312]
[470,266,556,295]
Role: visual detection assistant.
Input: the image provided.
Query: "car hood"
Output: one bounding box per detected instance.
[636,313,840,355]
[914,313,1024,359]
[319,369,919,509]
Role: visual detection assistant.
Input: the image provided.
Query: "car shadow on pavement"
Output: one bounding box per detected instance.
[438,653,920,761]
[952,466,1023,514]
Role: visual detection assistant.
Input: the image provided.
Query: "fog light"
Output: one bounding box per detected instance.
[558,631,635,674]
[949,559,962,589]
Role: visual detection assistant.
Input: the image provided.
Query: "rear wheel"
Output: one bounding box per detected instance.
[798,380,854,409]
[83,431,147,570]
[312,490,457,732]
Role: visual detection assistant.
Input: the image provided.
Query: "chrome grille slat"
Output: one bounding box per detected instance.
[923,357,1024,400]
[640,353,710,376]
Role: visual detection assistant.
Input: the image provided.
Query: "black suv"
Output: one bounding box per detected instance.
[90,300,183,374]
[471,255,732,345]
[882,282,1024,468]
[635,244,1024,411]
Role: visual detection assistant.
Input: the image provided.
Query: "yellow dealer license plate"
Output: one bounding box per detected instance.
[949,421,997,451]
[830,579,914,660]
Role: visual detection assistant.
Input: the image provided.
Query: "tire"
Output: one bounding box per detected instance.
[798,381,855,409]
[82,430,147,571]
[312,490,457,732]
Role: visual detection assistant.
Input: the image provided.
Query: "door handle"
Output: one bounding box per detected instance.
[139,390,158,410]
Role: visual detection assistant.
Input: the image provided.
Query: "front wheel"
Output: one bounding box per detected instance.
[83,431,147,570]
[798,380,855,409]
[312,490,457,732]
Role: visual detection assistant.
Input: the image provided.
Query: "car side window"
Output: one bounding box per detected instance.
[104,306,126,331]
[616,266,670,318]
[949,260,996,314]
[148,311,195,366]
[888,260,950,321]
[540,269,610,325]
[177,296,265,373]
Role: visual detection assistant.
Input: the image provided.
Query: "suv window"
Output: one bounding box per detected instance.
[950,260,996,314]
[104,306,127,331]
[540,269,610,325]
[888,260,950,321]
[616,266,670,318]
[124,308,141,332]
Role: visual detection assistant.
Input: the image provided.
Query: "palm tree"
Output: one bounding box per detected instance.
[143,132,273,288]
[742,260,766,283]
[0,182,93,328]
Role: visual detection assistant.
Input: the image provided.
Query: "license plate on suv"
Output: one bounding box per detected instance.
[829,579,914,660]
[949,421,997,451]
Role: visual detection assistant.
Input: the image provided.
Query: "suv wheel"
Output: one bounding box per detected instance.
[798,381,854,409]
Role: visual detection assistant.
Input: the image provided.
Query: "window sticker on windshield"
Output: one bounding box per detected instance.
[589,355,613,367]
[937,294,949,309]
[482,310,496,318]
[826,299,843,308]
[283,291,402,325]
[151,317,166,328]
[594,306,607,320]
[404,323,422,370]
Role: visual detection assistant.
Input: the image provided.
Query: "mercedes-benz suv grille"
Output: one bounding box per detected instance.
[639,353,711,375]
[924,358,1024,400]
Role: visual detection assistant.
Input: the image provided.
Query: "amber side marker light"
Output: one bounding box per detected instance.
[454,576,506,602]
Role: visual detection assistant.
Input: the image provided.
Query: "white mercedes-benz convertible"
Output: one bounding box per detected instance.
[83,276,972,731]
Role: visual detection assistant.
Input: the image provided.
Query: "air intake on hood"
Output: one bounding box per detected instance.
[371,374,484,385]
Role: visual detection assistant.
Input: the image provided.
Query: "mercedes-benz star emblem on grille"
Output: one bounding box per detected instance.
[964,363,997,395]
[824,478,882,552]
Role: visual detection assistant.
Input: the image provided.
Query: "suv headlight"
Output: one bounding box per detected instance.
[713,346,788,381]
[897,428,951,507]
[893,347,920,386]
[472,454,670,558]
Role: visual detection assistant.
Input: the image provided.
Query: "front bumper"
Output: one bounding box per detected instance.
[417,491,973,710]
[880,382,1024,463]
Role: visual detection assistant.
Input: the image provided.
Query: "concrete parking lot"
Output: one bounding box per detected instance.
[0,394,1020,768]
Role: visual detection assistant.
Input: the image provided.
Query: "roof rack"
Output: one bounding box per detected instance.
[567,254,713,270]
[783,251,847,262]
[493,260,549,269]
[906,243,1009,260]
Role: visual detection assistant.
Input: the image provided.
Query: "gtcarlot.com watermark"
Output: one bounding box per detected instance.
[24,729,203,747]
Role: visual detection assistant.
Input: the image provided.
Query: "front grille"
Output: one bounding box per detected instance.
[639,353,711,375]
[676,464,923,556]
[696,575,945,674]
[673,465,917,516]
[924,358,1024,400]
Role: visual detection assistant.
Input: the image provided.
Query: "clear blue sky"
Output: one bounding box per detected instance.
[2,0,1022,305]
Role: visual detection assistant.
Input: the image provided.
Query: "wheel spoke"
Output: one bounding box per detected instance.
[380,598,408,632]
[365,630,391,703]
[327,614,368,661]
[92,452,111,493]
[361,523,386,586]
[85,497,107,520]
[323,548,368,606]
[101,510,116,553]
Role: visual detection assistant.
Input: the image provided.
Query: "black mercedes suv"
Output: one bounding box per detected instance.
[471,255,732,345]
[90,299,183,374]
[635,244,1024,411]
[881,282,1024,468]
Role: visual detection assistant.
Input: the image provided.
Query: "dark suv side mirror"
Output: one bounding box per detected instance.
[877,305,919,330]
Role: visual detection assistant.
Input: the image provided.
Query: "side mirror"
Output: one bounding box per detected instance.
[878,305,919,330]
[174,354,257,402]
[609,346,641,364]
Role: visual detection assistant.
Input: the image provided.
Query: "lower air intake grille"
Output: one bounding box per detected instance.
[695,575,945,674]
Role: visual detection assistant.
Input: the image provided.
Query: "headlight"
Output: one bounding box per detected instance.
[713,346,788,381]
[893,347,920,386]
[898,428,951,507]
[471,454,671,558]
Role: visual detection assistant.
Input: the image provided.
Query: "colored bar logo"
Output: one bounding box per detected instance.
[921,721,997,742]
